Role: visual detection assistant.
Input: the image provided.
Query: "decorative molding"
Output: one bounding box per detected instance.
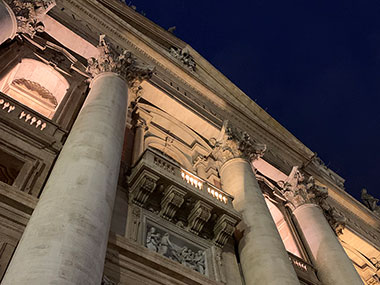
[212,214,237,247]
[87,35,154,86]
[160,186,186,221]
[211,120,266,166]
[311,156,345,189]
[12,78,57,106]
[187,200,212,235]
[129,170,159,206]
[6,0,55,37]
[278,166,328,211]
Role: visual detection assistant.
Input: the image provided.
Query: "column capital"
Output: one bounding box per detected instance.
[210,120,266,167]
[278,166,328,211]
[87,35,154,86]
[6,0,55,37]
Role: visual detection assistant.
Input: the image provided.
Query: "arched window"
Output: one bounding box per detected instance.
[265,198,302,258]
[0,58,69,118]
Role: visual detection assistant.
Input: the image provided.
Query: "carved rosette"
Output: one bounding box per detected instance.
[87,35,154,86]
[129,171,159,207]
[187,200,213,234]
[211,121,266,166]
[6,0,55,37]
[278,166,328,211]
[160,186,186,221]
[213,214,237,247]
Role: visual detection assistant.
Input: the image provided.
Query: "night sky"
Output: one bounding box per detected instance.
[131,1,380,201]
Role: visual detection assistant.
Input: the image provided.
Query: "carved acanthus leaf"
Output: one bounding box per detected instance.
[6,0,55,37]
[211,121,266,166]
[87,35,154,85]
[278,166,328,211]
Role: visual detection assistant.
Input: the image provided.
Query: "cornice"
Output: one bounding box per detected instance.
[52,0,314,168]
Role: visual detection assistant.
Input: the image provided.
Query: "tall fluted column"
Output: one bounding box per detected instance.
[0,0,55,45]
[280,167,363,285]
[131,117,147,165]
[3,36,152,285]
[212,123,300,285]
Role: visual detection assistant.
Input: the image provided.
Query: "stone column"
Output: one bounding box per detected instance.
[280,167,363,285]
[0,0,55,45]
[131,117,147,165]
[212,123,300,285]
[3,36,152,285]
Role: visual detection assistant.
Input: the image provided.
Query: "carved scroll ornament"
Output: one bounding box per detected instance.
[87,35,154,86]
[6,0,55,37]
[211,121,266,166]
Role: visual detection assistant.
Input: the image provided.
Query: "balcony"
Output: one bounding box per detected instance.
[0,92,66,152]
[288,252,321,285]
[128,148,241,247]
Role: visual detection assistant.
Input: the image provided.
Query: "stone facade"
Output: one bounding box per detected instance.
[0,0,378,284]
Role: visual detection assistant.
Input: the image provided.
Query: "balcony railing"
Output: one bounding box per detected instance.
[134,148,235,209]
[0,92,66,152]
[288,252,321,285]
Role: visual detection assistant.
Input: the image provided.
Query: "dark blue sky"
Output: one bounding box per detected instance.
[132,0,380,201]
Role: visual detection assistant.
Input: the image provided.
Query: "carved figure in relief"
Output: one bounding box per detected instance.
[145,226,206,274]
[146,227,161,252]
[158,233,174,256]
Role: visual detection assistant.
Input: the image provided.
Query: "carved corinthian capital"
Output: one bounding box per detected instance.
[87,35,154,86]
[211,121,266,166]
[278,166,328,211]
[6,0,55,37]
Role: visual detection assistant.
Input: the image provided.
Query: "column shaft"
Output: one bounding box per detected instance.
[3,72,128,285]
[293,204,363,285]
[0,0,17,45]
[220,158,300,285]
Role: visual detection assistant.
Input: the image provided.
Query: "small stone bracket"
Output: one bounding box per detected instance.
[160,185,186,221]
[129,170,159,207]
[213,214,237,247]
[187,200,213,234]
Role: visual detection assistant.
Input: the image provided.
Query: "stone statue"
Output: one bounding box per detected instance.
[361,188,379,211]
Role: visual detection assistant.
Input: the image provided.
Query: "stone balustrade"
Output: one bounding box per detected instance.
[128,148,240,247]
[0,92,66,152]
[288,252,321,285]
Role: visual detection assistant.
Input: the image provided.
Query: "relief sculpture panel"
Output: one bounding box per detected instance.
[145,224,206,275]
